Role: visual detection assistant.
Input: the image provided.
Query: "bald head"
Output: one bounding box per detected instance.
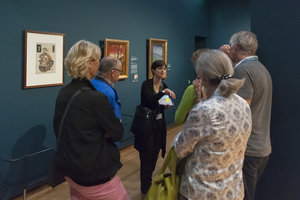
[97,56,122,83]
[98,56,122,75]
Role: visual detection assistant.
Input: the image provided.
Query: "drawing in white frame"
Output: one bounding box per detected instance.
[24,30,65,88]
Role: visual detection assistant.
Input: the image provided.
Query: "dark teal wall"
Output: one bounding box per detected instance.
[0,0,209,198]
[209,0,250,48]
[251,0,300,199]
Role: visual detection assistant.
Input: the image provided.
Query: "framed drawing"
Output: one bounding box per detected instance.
[24,30,65,89]
[147,38,167,79]
[104,38,129,80]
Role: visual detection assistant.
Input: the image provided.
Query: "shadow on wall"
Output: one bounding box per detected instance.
[0,125,55,200]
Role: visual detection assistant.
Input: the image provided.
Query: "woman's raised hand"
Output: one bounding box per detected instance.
[163,88,176,99]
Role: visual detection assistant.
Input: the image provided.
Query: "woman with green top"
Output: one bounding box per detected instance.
[174,49,207,125]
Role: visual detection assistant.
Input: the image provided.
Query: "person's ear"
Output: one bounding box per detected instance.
[232,44,239,52]
[111,70,115,78]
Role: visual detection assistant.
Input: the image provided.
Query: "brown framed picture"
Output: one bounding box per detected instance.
[24,30,65,89]
[147,38,168,79]
[104,38,129,80]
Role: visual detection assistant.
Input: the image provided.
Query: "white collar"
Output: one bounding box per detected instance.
[234,56,258,69]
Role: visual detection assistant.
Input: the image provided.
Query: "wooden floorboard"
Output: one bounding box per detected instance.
[14,125,183,200]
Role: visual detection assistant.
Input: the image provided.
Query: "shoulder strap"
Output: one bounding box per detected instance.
[56,88,88,143]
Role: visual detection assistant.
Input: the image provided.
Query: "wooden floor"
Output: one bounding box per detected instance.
[14,125,183,200]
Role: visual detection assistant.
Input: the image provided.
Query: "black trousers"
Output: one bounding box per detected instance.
[243,155,269,200]
[138,131,162,194]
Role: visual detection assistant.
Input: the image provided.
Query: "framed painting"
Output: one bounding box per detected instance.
[104,38,129,80]
[24,30,65,89]
[147,38,167,79]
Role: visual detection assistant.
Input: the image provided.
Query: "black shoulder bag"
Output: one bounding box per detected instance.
[48,88,88,188]
[130,105,157,138]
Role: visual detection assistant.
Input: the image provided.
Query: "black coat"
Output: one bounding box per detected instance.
[53,79,123,186]
[134,79,168,157]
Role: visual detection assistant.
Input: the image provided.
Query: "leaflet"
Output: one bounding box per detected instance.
[158,95,174,106]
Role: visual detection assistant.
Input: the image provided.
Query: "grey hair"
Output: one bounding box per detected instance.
[229,31,258,55]
[98,56,121,75]
[195,49,245,98]
[65,40,101,79]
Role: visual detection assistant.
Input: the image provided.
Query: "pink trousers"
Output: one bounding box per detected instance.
[65,175,130,200]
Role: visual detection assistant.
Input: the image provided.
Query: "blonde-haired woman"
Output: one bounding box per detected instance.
[173,50,252,200]
[53,40,129,200]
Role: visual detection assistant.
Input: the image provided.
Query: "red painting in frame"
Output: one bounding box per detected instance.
[104,38,129,80]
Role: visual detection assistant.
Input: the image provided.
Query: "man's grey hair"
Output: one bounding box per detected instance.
[229,31,258,55]
[98,56,121,75]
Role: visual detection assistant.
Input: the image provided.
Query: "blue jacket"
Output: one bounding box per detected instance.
[91,76,121,119]
[91,76,122,147]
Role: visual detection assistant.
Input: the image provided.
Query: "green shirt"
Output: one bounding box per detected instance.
[174,85,195,125]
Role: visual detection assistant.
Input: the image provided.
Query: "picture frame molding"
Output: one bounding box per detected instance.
[104,38,130,80]
[147,38,168,79]
[24,30,65,89]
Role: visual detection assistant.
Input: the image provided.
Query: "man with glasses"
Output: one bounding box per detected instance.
[91,56,123,147]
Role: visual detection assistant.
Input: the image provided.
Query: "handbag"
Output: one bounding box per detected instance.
[130,105,157,138]
[48,88,87,188]
[146,147,180,200]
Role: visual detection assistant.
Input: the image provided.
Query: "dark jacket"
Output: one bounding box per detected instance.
[53,79,123,186]
[134,79,168,157]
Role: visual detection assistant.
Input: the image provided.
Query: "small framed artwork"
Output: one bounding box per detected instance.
[104,38,129,80]
[24,30,65,89]
[147,38,167,79]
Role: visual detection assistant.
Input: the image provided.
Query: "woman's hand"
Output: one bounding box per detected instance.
[163,88,176,99]
[193,79,205,103]
[193,79,201,90]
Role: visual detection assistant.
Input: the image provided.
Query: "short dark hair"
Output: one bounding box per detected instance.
[151,60,166,71]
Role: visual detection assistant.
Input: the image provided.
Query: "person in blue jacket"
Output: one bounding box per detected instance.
[91,56,123,147]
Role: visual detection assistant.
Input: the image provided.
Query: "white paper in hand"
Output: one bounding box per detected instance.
[158,95,173,106]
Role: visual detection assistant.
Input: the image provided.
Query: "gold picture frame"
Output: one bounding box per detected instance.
[147,38,168,79]
[104,38,129,80]
[24,30,65,88]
